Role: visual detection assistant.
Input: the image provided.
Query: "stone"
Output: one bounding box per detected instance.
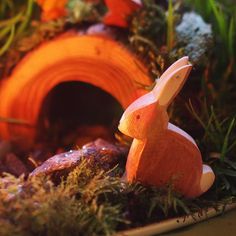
[30,139,128,182]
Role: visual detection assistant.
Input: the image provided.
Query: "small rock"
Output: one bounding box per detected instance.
[30,149,81,178]
[30,139,129,182]
[175,12,213,64]
[83,138,128,167]
[87,23,116,37]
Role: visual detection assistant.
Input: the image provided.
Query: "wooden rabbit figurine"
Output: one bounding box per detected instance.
[118,57,215,198]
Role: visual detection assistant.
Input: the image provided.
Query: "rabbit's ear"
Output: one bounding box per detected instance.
[159,56,189,81]
[153,64,192,107]
[154,56,189,89]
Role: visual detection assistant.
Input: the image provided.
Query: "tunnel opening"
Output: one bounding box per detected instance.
[37,81,124,150]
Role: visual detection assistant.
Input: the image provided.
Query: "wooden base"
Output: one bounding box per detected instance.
[116,203,236,236]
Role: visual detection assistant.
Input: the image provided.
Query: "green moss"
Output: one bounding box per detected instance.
[0,161,124,236]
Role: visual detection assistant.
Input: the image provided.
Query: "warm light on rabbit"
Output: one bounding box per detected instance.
[118,57,215,198]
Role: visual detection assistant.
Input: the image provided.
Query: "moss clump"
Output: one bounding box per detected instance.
[0,161,124,236]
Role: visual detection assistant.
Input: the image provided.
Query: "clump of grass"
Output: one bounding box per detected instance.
[185,0,236,73]
[0,0,34,56]
[187,101,236,197]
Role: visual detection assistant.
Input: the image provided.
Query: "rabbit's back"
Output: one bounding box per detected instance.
[126,128,203,197]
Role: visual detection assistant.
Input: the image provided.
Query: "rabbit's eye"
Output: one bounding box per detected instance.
[136,115,140,120]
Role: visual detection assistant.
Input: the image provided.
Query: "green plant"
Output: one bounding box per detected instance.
[0,161,125,236]
[0,0,35,56]
[185,0,236,63]
[167,0,174,51]
[187,101,236,196]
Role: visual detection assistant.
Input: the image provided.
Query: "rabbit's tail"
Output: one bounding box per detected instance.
[199,164,215,194]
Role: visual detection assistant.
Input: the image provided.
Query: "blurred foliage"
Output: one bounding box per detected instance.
[0,0,66,79]
[0,0,102,79]
[185,0,236,59]
[67,0,102,23]
[185,0,236,81]
[0,0,35,56]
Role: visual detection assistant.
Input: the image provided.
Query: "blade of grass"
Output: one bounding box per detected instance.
[0,24,15,56]
[220,175,231,190]
[223,159,236,170]
[0,116,31,126]
[187,100,206,129]
[202,98,211,121]
[210,106,223,134]
[16,0,34,37]
[175,198,191,214]
[217,167,236,177]
[167,0,174,51]
[228,17,235,57]
[203,109,214,140]
[187,101,230,149]
[0,11,23,40]
[205,108,224,148]
[205,0,213,19]
[129,35,159,53]
[0,24,11,39]
[221,118,235,160]
[227,139,236,153]
[209,0,227,43]
[0,11,23,28]
[219,118,229,126]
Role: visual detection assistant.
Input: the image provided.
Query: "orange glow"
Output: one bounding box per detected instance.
[37,0,68,21]
[0,34,151,143]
